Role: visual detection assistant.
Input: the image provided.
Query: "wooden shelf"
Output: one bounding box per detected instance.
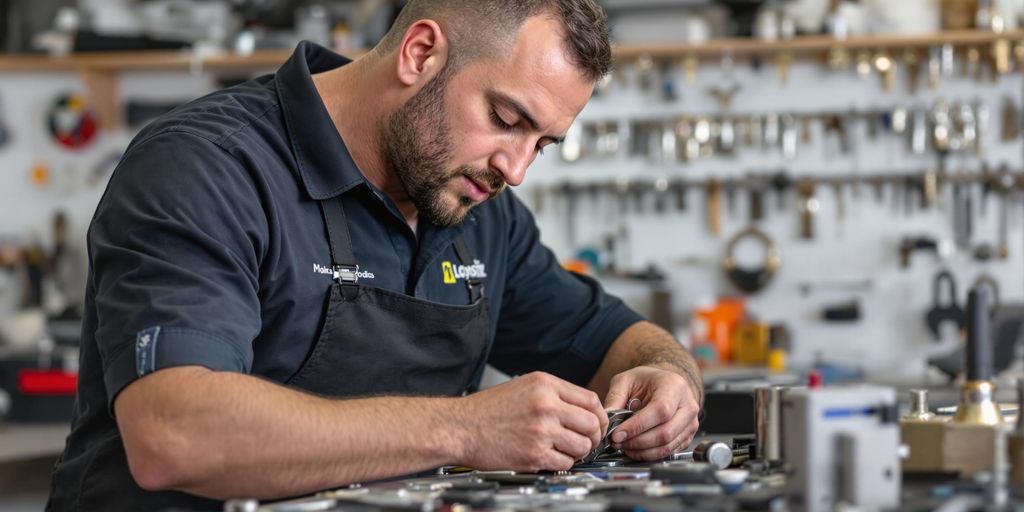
[0,30,1018,131]
[0,49,302,132]
[613,29,1024,60]
[0,49,295,73]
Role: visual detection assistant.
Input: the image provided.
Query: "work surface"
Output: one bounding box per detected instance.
[225,445,991,512]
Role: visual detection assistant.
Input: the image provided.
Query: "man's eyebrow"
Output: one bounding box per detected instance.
[490,91,566,145]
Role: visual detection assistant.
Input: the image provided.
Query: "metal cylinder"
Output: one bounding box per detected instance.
[903,389,935,421]
[755,386,782,461]
[223,499,259,512]
[966,288,992,382]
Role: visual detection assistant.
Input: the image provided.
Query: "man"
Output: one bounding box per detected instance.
[47,0,702,510]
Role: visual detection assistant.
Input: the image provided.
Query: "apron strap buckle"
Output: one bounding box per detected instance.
[466,279,484,303]
[333,265,359,284]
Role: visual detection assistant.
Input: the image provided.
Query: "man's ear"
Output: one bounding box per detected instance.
[395,20,450,87]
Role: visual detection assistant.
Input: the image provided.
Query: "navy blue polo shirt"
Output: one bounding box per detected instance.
[69,41,643,434]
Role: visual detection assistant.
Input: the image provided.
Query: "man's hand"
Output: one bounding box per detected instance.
[602,366,700,461]
[454,372,608,472]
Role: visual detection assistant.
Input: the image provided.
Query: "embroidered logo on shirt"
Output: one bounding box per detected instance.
[313,263,375,280]
[441,262,456,284]
[135,326,161,377]
[441,259,487,284]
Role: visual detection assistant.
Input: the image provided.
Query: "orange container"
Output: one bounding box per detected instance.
[691,298,745,363]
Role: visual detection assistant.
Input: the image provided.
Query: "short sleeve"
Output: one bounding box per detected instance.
[90,131,265,409]
[488,195,644,385]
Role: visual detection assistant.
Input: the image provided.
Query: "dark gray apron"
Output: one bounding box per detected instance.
[48,195,491,511]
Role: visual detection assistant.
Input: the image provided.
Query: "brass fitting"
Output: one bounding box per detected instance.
[953,380,1004,426]
[903,389,936,421]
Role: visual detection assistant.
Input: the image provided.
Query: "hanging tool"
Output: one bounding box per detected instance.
[925,270,965,341]
[797,178,818,240]
[903,49,921,93]
[873,50,895,92]
[668,441,744,470]
[899,236,939,268]
[953,287,1003,425]
[722,227,781,294]
[707,178,722,237]
[770,171,792,212]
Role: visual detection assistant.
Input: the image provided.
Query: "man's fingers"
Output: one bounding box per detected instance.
[557,404,604,450]
[609,398,675,444]
[550,379,607,444]
[603,373,635,411]
[618,406,696,451]
[552,430,597,461]
[624,430,692,461]
[617,407,686,451]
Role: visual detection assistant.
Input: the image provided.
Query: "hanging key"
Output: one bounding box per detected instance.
[855,51,873,79]
[869,175,886,203]
[636,54,655,91]
[874,50,895,92]
[748,175,766,223]
[763,114,780,151]
[832,180,846,232]
[719,117,737,155]
[781,114,798,159]
[941,43,955,77]
[707,178,722,237]
[694,117,712,159]
[911,107,928,155]
[992,16,1011,76]
[827,44,851,71]
[928,45,942,89]
[1001,96,1020,141]
[775,51,793,86]
[965,46,982,81]
[1015,41,1024,72]
[671,180,688,212]
[903,49,921,93]
[684,54,699,85]
[660,60,679,102]
[923,168,938,209]
[771,171,793,211]
[974,101,989,156]
[797,178,818,240]
[653,178,670,214]
[725,179,739,218]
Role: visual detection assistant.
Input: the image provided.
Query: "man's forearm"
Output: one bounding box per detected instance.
[588,321,703,405]
[116,367,468,500]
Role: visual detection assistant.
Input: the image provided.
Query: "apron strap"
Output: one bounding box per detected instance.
[453,236,485,303]
[320,194,485,303]
[320,197,359,300]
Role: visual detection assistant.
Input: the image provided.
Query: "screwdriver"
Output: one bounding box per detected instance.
[668,441,747,470]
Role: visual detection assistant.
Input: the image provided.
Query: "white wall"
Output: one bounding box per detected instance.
[522,59,1024,381]
[0,57,1019,382]
[0,69,229,315]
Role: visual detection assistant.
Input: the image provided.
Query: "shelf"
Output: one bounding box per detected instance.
[613,29,1024,60]
[0,49,295,73]
[0,30,1018,132]
[0,49,300,132]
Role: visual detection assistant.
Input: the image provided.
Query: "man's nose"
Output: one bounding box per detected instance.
[491,145,533,187]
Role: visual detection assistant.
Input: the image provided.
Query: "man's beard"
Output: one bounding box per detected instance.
[381,67,505,227]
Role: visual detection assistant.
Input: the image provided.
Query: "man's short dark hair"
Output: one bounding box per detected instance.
[374,0,612,82]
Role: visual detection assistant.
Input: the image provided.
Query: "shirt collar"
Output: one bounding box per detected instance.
[276,41,367,200]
